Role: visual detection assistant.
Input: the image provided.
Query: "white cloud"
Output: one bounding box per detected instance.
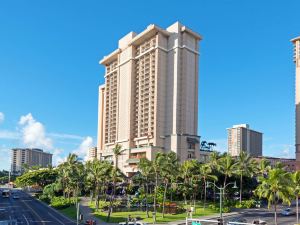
[48,133,84,140]
[18,113,53,150]
[73,136,93,161]
[0,112,4,124]
[0,112,94,170]
[52,148,66,166]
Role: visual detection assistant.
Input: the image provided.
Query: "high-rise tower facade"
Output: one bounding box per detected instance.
[97,22,202,176]
[227,124,262,157]
[292,36,300,162]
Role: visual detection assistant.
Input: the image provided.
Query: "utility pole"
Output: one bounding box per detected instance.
[206,181,237,224]
[76,202,80,225]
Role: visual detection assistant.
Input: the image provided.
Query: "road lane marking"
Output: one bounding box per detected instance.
[48,212,65,225]
[22,200,46,225]
[22,190,76,224]
[23,214,29,225]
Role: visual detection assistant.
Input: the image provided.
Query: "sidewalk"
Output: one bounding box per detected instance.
[155,211,240,225]
[80,197,118,225]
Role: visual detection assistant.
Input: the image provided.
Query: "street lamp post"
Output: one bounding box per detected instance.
[206,181,237,221]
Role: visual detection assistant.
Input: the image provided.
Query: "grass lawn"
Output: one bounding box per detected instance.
[90,203,218,223]
[57,205,77,220]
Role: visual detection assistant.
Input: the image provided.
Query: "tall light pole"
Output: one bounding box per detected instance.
[206,181,237,221]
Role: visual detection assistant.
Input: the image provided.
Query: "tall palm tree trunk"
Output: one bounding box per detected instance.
[213,181,216,203]
[274,201,278,225]
[107,182,116,222]
[145,183,149,218]
[204,178,207,210]
[239,173,243,204]
[297,196,299,224]
[162,181,168,218]
[224,175,227,187]
[153,173,158,223]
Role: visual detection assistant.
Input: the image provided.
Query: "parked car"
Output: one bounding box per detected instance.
[228,217,247,224]
[119,222,148,225]
[13,194,20,199]
[281,208,296,216]
[252,219,267,224]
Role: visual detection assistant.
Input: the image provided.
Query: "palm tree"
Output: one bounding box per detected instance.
[86,159,113,210]
[180,159,198,208]
[199,164,217,209]
[107,167,125,222]
[255,167,293,225]
[58,153,81,199]
[138,158,153,218]
[152,152,165,223]
[208,151,221,202]
[258,158,271,176]
[161,152,179,218]
[112,144,122,169]
[219,154,237,187]
[292,171,300,224]
[236,151,258,203]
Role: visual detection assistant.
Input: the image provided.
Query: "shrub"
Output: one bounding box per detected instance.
[39,194,50,204]
[235,200,255,209]
[50,197,77,209]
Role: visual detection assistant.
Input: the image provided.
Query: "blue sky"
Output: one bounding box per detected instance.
[0,0,299,170]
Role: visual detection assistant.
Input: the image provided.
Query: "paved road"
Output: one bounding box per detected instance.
[0,188,76,225]
[213,208,298,225]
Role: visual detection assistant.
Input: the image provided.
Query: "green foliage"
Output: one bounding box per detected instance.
[90,200,122,211]
[15,168,58,188]
[208,204,231,213]
[50,196,77,209]
[235,199,256,209]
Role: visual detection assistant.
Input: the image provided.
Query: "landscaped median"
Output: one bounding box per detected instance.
[89,201,218,223]
[57,205,77,220]
[40,196,79,220]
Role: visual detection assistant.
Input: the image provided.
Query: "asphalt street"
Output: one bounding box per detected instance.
[198,207,300,225]
[0,188,76,225]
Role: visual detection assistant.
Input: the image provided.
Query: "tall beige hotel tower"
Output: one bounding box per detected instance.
[97,22,202,176]
[292,36,300,163]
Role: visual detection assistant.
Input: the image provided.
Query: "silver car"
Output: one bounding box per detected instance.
[281,208,295,216]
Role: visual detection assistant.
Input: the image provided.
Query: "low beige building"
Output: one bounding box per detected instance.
[97,22,202,176]
[227,124,262,157]
[253,156,296,172]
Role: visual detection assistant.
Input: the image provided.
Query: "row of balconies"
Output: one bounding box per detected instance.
[106,61,118,73]
[129,153,146,159]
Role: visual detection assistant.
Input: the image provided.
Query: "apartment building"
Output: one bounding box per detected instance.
[227,124,262,157]
[253,156,296,172]
[292,36,300,164]
[11,148,52,174]
[97,22,202,176]
[87,147,97,161]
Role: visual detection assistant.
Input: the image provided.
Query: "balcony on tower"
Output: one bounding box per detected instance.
[291,36,300,64]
